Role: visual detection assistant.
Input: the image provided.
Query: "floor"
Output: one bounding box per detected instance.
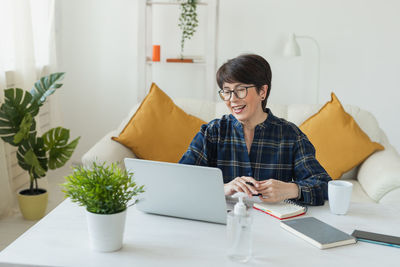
[0,165,72,251]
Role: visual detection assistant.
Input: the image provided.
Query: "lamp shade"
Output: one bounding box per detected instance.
[284,33,301,57]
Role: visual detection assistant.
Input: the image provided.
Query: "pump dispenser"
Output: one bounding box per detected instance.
[227,192,253,262]
[233,193,247,216]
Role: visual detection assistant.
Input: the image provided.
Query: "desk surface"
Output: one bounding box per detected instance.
[0,199,399,267]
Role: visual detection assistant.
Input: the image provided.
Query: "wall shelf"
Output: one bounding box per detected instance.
[147,1,208,6]
[146,61,206,65]
[137,0,219,102]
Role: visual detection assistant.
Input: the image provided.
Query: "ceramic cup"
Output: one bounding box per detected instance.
[328,180,353,215]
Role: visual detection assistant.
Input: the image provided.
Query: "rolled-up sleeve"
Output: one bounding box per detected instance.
[293,134,332,206]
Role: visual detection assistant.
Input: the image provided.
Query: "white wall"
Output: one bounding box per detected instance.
[55,0,138,163]
[56,0,400,162]
[216,0,400,151]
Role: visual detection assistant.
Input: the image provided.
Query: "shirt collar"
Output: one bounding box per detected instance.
[229,108,275,130]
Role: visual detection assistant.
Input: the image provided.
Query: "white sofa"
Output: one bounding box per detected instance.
[82,98,400,204]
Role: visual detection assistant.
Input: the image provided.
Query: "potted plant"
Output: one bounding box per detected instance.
[0,72,80,220]
[178,0,198,59]
[62,161,145,252]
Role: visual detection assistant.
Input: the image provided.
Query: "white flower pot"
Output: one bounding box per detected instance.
[86,209,127,252]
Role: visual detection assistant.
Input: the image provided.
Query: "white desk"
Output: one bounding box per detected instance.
[0,199,399,267]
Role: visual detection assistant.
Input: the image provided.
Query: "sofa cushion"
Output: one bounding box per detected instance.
[299,93,384,180]
[112,83,206,163]
[268,103,289,120]
[346,180,376,203]
[82,130,136,168]
[358,145,400,202]
[174,98,216,123]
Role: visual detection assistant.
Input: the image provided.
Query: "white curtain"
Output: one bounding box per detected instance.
[0,0,57,218]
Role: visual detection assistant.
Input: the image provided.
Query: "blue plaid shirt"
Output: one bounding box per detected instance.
[179,109,331,205]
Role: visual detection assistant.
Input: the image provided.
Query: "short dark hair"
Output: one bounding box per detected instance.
[216,54,272,110]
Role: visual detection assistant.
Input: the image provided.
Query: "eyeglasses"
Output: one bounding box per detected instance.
[218,86,257,101]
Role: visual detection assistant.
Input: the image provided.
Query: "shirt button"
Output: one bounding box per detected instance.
[247,172,251,176]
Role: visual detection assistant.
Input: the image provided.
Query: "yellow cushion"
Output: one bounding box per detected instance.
[112,83,206,163]
[299,93,384,180]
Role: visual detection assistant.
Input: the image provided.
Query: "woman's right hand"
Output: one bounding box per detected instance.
[224,176,260,198]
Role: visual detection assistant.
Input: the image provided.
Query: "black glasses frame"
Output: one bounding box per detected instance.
[218,86,257,101]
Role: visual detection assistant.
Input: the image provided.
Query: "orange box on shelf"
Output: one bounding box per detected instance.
[152,45,160,62]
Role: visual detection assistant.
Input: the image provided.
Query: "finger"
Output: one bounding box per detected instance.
[237,177,259,195]
[259,179,275,184]
[242,177,264,192]
[242,176,259,186]
[261,196,277,203]
[261,190,281,202]
[233,184,243,193]
[256,183,270,191]
[257,180,276,191]
[256,180,271,190]
[237,180,253,197]
[243,183,260,195]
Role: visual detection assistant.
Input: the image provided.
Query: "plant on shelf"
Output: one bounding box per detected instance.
[0,72,80,220]
[62,161,144,252]
[178,0,198,58]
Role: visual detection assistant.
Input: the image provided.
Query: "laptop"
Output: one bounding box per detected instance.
[124,158,228,224]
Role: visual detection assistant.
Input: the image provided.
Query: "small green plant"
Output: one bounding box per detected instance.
[62,162,145,214]
[178,0,198,58]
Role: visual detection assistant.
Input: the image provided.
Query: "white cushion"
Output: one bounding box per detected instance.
[358,145,400,202]
[340,166,359,180]
[286,104,322,126]
[267,103,288,119]
[81,130,136,168]
[379,187,400,204]
[347,180,376,203]
[215,102,229,118]
[174,98,216,123]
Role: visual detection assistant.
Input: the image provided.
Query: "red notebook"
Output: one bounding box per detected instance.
[253,201,306,220]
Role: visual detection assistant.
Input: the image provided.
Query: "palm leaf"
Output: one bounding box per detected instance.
[17,134,48,179]
[30,72,65,107]
[24,149,46,177]
[13,113,33,144]
[42,127,80,169]
[0,88,38,146]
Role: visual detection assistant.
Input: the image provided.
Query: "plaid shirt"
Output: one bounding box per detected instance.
[179,109,331,206]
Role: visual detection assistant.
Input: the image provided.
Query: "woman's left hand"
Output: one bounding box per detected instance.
[256,179,299,203]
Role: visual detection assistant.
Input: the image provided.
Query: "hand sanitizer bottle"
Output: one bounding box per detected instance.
[227,192,253,263]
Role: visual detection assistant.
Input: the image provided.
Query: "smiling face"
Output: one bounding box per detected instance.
[222,82,267,125]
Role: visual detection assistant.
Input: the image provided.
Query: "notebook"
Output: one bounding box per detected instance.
[351,230,400,248]
[253,200,306,220]
[281,217,357,249]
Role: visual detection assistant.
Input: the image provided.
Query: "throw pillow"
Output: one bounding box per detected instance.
[112,83,206,163]
[299,93,384,180]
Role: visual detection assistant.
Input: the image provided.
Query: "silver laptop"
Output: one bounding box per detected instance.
[124,158,228,224]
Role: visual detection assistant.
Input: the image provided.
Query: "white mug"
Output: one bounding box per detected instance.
[328,180,353,215]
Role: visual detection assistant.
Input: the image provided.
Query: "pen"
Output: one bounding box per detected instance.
[245,182,262,196]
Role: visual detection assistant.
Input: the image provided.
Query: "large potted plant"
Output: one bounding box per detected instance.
[0,72,80,220]
[62,161,145,252]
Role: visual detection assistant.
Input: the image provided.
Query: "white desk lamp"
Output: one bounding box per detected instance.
[284,33,320,104]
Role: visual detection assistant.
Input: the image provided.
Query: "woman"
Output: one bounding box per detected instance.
[179,54,331,205]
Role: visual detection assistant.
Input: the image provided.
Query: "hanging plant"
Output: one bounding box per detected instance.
[178,0,198,58]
